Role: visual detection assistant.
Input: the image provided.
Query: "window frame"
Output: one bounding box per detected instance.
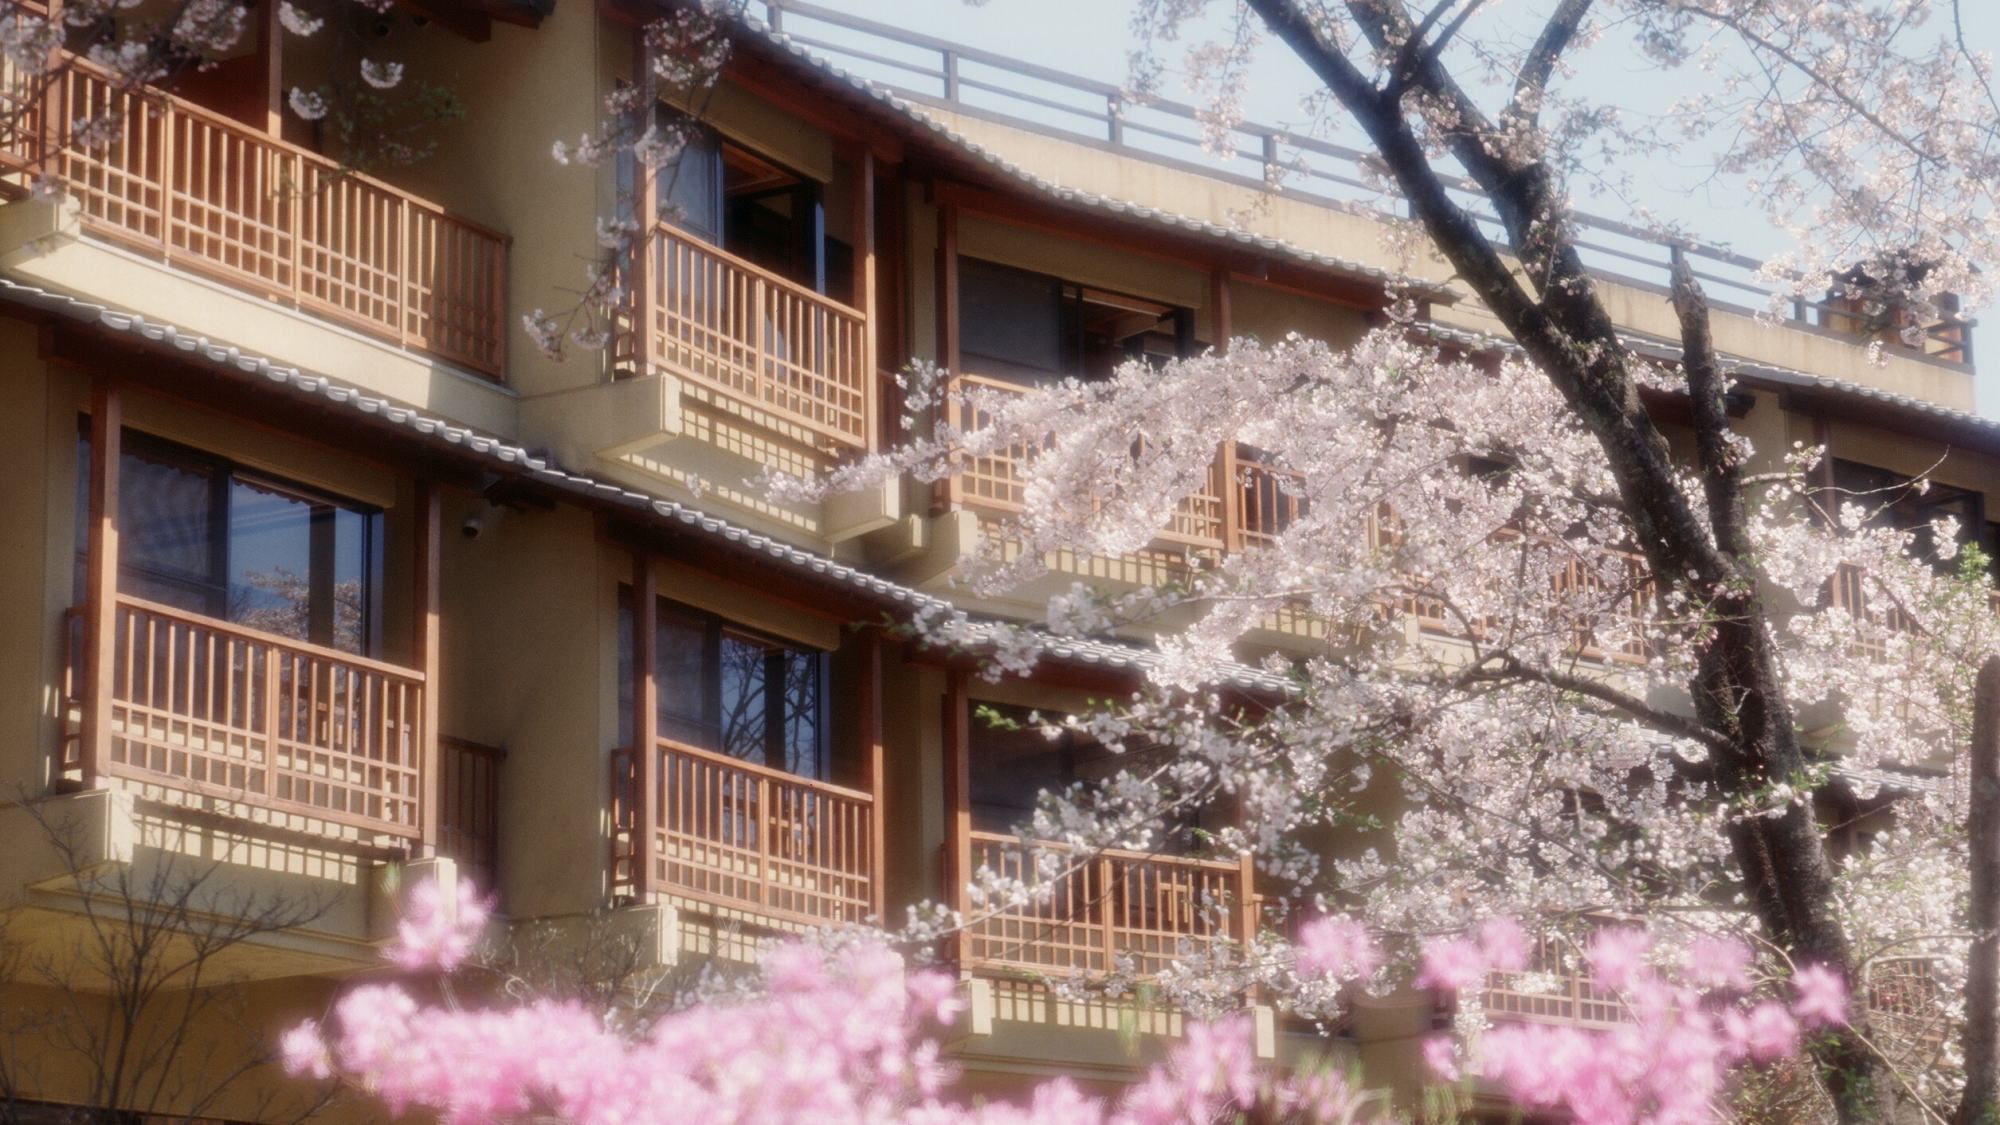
[75,423,384,655]
[618,588,832,781]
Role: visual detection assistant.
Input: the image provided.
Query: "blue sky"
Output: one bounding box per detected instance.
[794,0,2000,416]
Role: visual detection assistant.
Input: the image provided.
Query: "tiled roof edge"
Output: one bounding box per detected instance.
[735,15,1456,303]
[0,275,1291,694]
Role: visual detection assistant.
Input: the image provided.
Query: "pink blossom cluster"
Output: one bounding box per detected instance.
[286,881,1369,1125]
[1417,923,1848,1125]
[382,874,491,972]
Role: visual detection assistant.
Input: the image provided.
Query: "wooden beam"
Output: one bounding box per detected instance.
[390,0,491,41]
[848,143,880,450]
[942,669,971,964]
[257,0,282,135]
[935,200,961,374]
[1209,267,1233,352]
[414,480,443,855]
[631,550,659,898]
[80,377,119,790]
[860,629,887,920]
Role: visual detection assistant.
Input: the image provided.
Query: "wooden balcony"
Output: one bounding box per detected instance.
[61,596,431,846]
[962,830,1253,978]
[943,372,1298,556]
[626,222,874,460]
[610,738,877,927]
[1,54,508,376]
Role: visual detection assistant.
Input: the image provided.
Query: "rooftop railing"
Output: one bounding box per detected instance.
[1,53,509,376]
[754,0,1969,367]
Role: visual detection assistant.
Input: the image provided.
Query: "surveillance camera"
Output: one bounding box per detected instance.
[460,516,483,540]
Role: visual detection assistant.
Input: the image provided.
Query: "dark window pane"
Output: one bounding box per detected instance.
[661,127,722,242]
[961,257,1063,378]
[74,428,377,654]
[657,604,715,749]
[118,447,222,616]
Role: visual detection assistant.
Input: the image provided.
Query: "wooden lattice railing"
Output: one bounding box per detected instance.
[944,372,1240,554]
[628,222,872,456]
[611,738,876,926]
[62,596,428,843]
[440,736,502,891]
[964,830,1251,978]
[1,53,508,376]
[1482,931,1626,1028]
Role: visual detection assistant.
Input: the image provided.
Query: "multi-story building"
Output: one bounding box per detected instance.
[0,0,1979,1117]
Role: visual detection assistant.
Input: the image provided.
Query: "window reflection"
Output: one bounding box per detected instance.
[76,428,380,654]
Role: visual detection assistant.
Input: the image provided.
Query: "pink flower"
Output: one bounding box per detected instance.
[1422,1034,1461,1082]
[1724,1001,1800,1061]
[278,1021,331,1079]
[1295,914,1381,980]
[1791,964,1849,1028]
[1477,917,1532,973]
[384,876,491,973]
[1415,936,1487,991]
[1585,927,1653,992]
[1685,937,1753,992]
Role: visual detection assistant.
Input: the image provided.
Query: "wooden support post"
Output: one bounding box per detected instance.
[1811,417,1837,517]
[80,378,120,789]
[1208,268,1232,353]
[414,480,442,855]
[935,202,961,373]
[931,202,962,516]
[848,144,880,450]
[257,0,283,135]
[942,669,971,963]
[631,550,659,898]
[1237,851,1258,947]
[1218,440,1241,553]
[860,629,887,919]
[1958,655,2000,1125]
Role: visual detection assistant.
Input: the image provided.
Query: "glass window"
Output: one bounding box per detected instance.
[959,258,1192,383]
[76,428,380,654]
[1829,458,1991,572]
[961,257,1064,379]
[618,592,828,780]
[968,701,1205,850]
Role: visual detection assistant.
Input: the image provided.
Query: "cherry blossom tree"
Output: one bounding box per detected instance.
[773,2,2000,1121]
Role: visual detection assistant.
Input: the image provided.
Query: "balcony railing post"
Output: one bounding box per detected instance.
[262,643,282,796]
[1218,442,1241,553]
[1099,855,1118,971]
[285,150,303,305]
[753,772,772,908]
[155,92,175,252]
[79,379,121,789]
[397,195,414,351]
